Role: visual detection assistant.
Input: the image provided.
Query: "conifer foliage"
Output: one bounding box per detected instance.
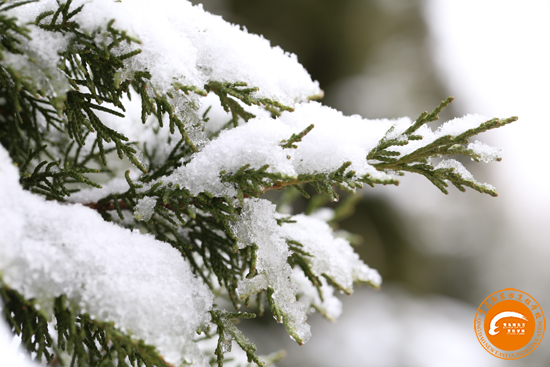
[0,0,515,366]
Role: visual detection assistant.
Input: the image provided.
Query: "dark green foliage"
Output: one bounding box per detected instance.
[280,123,314,149]
[205,81,293,126]
[1,284,53,363]
[17,144,103,200]
[148,210,248,309]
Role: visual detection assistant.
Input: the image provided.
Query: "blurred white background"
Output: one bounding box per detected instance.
[210,0,550,365]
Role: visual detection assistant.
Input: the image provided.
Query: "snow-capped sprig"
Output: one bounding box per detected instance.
[281,214,382,295]
[368,97,517,196]
[1,0,322,201]
[169,98,512,203]
[464,140,503,163]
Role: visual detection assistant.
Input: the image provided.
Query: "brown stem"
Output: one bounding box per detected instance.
[83,199,129,211]
[261,179,302,192]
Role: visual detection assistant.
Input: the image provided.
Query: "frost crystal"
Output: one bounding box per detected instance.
[230,198,311,343]
[134,196,157,221]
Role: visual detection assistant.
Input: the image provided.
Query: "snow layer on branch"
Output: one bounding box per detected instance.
[0,146,213,366]
[436,159,474,180]
[170,102,405,197]
[390,114,491,156]
[435,159,496,191]
[280,214,382,293]
[8,0,320,104]
[230,198,311,344]
[468,140,502,162]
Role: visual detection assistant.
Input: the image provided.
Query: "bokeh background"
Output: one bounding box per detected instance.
[192,1,550,365]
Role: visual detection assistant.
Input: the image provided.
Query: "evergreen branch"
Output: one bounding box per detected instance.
[268,164,398,200]
[365,97,517,196]
[0,0,37,13]
[0,64,63,168]
[220,160,399,203]
[403,96,454,135]
[129,75,199,152]
[221,164,292,204]
[280,124,314,149]
[367,96,455,161]
[140,137,194,183]
[206,81,257,126]
[205,81,294,127]
[0,1,35,57]
[19,155,101,201]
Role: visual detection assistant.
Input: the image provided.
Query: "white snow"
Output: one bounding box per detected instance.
[0,145,213,366]
[229,198,381,342]
[467,140,502,163]
[390,114,491,157]
[291,268,343,322]
[169,102,404,197]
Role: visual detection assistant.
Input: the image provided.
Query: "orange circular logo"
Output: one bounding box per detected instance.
[475,288,545,359]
